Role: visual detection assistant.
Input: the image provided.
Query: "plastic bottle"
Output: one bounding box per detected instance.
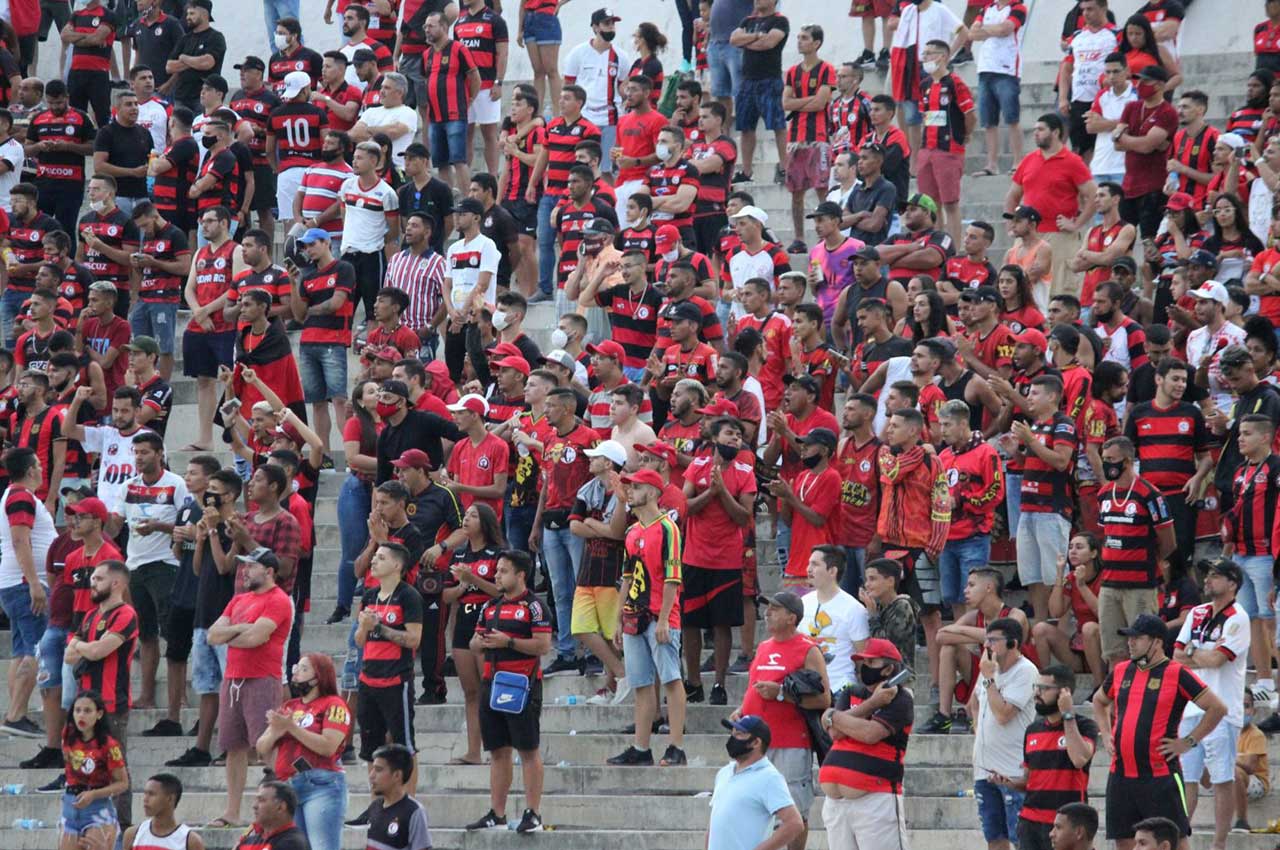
[1,783,23,795]
[566,695,577,706]
[12,819,45,830]
[956,789,975,798]
[145,152,156,196]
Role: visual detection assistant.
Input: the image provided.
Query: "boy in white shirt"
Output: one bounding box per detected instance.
[799,545,869,692]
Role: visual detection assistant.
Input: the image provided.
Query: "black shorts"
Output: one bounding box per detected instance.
[39,0,71,40]
[680,564,744,629]
[1017,819,1053,850]
[356,680,417,761]
[479,678,542,752]
[163,604,196,663]
[502,198,538,238]
[693,213,727,258]
[251,165,277,213]
[181,329,235,378]
[452,600,486,650]
[1105,773,1190,840]
[128,561,176,640]
[1067,100,1096,156]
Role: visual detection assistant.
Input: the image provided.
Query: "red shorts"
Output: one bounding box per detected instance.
[785,143,831,193]
[850,0,894,17]
[916,147,964,205]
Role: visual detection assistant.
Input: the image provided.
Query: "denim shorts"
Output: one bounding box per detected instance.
[899,98,923,127]
[130,300,180,354]
[735,77,786,133]
[708,41,743,99]
[342,617,364,692]
[1178,716,1240,785]
[978,72,1021,128]
[621,619,683,688]
[37,623,68,690]
[61,790,118,836]
[299,342,349,402]
[0,582,47,657]
[975,777,1024,842]
[429,119,469,166]
[523,10,561,44]
[181,329,236,378]
[939,534,992,604]
[1237,554,1274,620]
[191,627,227,695]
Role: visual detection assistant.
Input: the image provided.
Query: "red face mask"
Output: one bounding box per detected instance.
[376,400,401,418]
[1136,81,1159,100]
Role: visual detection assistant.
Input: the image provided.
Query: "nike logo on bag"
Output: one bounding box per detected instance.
[497,694,514,704]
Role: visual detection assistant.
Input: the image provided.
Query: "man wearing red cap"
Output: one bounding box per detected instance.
[486,355,530,426]
[989,327,1052,541]
[586,339,653,431]
[653,223,717,299]
[442,394,510,519]
[819,637,913,850]
[654,300,720,399]
[636,441,688,522]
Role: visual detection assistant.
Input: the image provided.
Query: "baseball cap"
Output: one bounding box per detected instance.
[123,336,160,356]
[1117,613,1166,638]
[1189,280,1228,305]
[763,591,804,621]
[851,245,881,263]
[297,227,331,245]
[590,7,621,25]
[1188,249,1219,268]
[61,482,94,499]
[904,192,938,217]
[695,397,740,418]
[493,355,531,377]
[1111,256,1138,274]
[583,217,616,237]
[490,342,522,359]
[274,420,303,446]
[1136,64,1170,83]
[187,0,214,19]
[447,393,489,416]
[457,198,485,217]
[391,449,432,470]
[584,439,628,467]
[586,339,625,361]
[620,468,665,490]
[852,637,904,663]
[1219,132,1248,151]
[636,441,678,466]
[654,224,681,253]
[372,346,401,363]
[235,547,281,572]
[202,73,229,94]
[1205,559,1244,588]
[1014,328,1048,353]
[783,373,820,396]
[1003,204,1042,223]
[352,48,379,65]
[720,715,771,749]
[666,301,702,324]
[540,349,576,372]
[67,497,109,523]
[797,427,837,452]
[1166,192,1196,212]
[961,285,1000,305]
[380,379,411,399]
[806,201,845,220]
[728,205,768,224]
[234,56,266,72]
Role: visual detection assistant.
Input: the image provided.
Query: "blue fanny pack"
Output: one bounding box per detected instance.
[489,670,531,714]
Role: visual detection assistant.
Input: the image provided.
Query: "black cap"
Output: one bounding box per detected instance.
[721,716,772,750]
[403,142,430,160]
[961,285,1001,305]
[234,56,266,72]
[797,427,837,452]
[380,379,411,399]
[806,201,845,220]
[187,0,214,19]
[783,373,820,395]
[456,198,485,217]
[666,301,702,324]
[1111,256,1138,274]
[1002,204,1042,223]
[583,217,616,237]
[1137,65,1170,83]
[762,591,804,621]
[1205,559,1244,588]
[352,48,379,64]
[1188,249,1218,268]
[851,245,881,263]
[235,546,280,571]
[590,7,622,25]
[203,74,229,94]
[1117,614,1167,638]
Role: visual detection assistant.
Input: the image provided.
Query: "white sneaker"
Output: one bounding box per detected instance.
[612,676,633,705]
[586,688,613,706]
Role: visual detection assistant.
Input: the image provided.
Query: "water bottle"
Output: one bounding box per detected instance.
[955,789,975,798]
[145,151,156,196]
[12,818,45,830]
[1,783,23,795]
[565,695,577,706]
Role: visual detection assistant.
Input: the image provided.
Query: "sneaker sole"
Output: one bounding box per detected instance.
[3,726,43,739]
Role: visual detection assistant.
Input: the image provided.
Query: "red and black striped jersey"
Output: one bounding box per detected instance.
[1098,475,1172,587]
[595,282,664,370]
[646,162,701,232]
[29,107,94,184]
[65,540,124,635]
[944,256,998,290]
[228,265,290,328]
[339,0,401,51]
[268,46,324,95]
[687,134,737,217]
[1228,105,1267,142]
[444,545,501,606]
[830,91,873,153]
[478,588,552,680]
[75,602,138,714]
[453,8,509,89]
[1225,455,1280,557]
[594,177,617,208]
[1103,657,1205,778]
[502,123,545,202]
[1124,401,1211,494]
[423,39,479,123]
[69,3,114,73]
[1257,20,1280,58]
[1020,715,1101,823]
[153,136,199,224]
[543,116,601,197]
[300,259,357,346]
[230,87,283,167]
[615,223,658,263]
[799,343,839,411]
[655,295,724,349]
[818,684,912,793]
[14,328,54,372]
[655,250,713,289]
[629,55,664,108]
[919,73,975,154]
[196,148,242,214]
[56,262,94,315]
[662,341,718,385]
[784,60,837,144]
[358,580,423,687]
[12,405,62,500]
[554,196,615,286]
[7,212,61,293]
[1169,124,1218,206]
[136,222,190,304]
[361,76,385,110]
[267,102,329,170]
[1019,413,1077,516]
[78,207,138,285]
[187,240,238,334]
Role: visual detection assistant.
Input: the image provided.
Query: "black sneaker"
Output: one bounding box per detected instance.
[855,48,876,69]
[876,48,890,70]
[466,809,508,830]
[543,656,580,677]
[606,745,654,766]
[341,744,357,765]
[622,717,668,735]
[1,717,42,738]
[325,606,350,625]
[187,722,199,736]
[919,711,952,734]
[345,806,371,827]
[786,239,808,254]
[417,691,446,706]
[731,171,752,184]
[36,774,65,793]
[660,745,687,766]
[165,747,212,767]
[729,655,752,675]
[582,657,604,676]
[320,454,336,471]
[285,319,304,332]
[143,719,186,737]
[773,165,786,185]
[516,808,543,833]
[685,682,705,703]
[19,746,63,770]
[951,708,973,734]
[952,47,974,66]
[709,684,728,706]
[1259,712,1280,734]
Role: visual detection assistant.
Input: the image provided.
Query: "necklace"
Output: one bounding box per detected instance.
[1109,477,1137,509]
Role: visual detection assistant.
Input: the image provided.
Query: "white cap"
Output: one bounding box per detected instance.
[446,392,490,416]
[1218,132,1248,151]
[584,439,627,467]
[541,349,575,371]
[1188,280,1228,305]
[281,70,311,100]
[728,205,768,224]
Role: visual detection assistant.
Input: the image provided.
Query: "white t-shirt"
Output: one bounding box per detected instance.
[1068,26,1119,104]
[1090,83,1137,178]
[358,105,419,167]
[0,486,55,590]
[137,98,170,153]
[1250,176,1274,246]
[973,654,1038,781]
[0,137,23,212]
[1176,601,1250,726]
[873,355,914,434]
[744,375,768,446]
[445,232,501,312]
[563,41,630,127]
[975,1,1025,77]
[1185,321,1248,410]
[81,425,153,515]
[800,589,870,692]
[726,247,782,319]
[338,174,399,254]
[122,470,190,570]
[889,1,962,58]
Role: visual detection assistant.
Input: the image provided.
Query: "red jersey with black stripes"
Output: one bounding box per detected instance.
[75,602,138,713]
[267,102,329,170]
[1123,401,1211,495]
[919,73,975,155]
[30,107,95,186]
[784,60,837,143]
[829,91,873,153]
[687,134,737,217]
[187,240,238,334]
[423,39,479,123]
[137,222,190,305]
[1103,657,1205,777]
[68,3,114,73]
[453,8,508,89]
[8,213,60,294]
[338,0,401,51]
[1169,124,1218,206]
[662,341,719,386]
[478,589,552,679]
[229,88,283,167]
[1225,455,1280,557]
[502,123,545,202]
[646,162,701,232]
[542,116,601,198]
[1020,715,1101,823]
[595,282,664,370]
[358,580,424,687]
[12,405,63,500]
[1098,475,1172,587]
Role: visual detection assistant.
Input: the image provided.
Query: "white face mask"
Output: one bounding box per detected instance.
[922,60,940,75]
[274,33,290,51]
[663,249,679,262]
[88,200,106,213]
[492,310,510,331]
[550,328,569,349]
[655,143,672,161]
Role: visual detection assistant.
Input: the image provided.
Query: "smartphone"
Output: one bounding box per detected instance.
[131,252,146,261]
[885,667,913,688]
[283,257,298,274]
[219,398,241,418]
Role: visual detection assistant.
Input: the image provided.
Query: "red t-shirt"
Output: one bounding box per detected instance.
[64,733,125,790]
[541,424,601,513]
[616,109,667,184]
[1011,147,1093,234]
[79,314,131,397]
[222,586,293,679]
[784,465,843,577]
[273,695,352,778]
[1120,99,1178,198]
[683,453,757,569]
[446,431,510,518]
[1253,248,1280,327]
[837,435,881,548]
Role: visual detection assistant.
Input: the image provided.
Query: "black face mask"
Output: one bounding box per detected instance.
[1094,308,1115,324]
[858,664,888,687]
[200,135,217,149]
[600,29,616,42]
[203,492,222,509]
[321,148,343,162]
[717,443,738,463]
[1102,460,1126,482]
[802,454,822,469]
[1034,700,1058,716]
[288,678,316,698]
[726,735,755,759]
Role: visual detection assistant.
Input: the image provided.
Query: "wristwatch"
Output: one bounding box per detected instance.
[983,678,996,689]
[1183,734,1198,747]
[775,690,785,702]
[1061,712,1076,722]
[506,637,515,650]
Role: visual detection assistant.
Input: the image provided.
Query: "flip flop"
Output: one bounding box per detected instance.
[970,167,999,177]
[448,756,483,765]
[180,443,210,452]
[204,817,241,829]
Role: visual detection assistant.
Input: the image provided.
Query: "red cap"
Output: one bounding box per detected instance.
[654,224,681,253]
[852,637,903,663]
[620,468,666,490]
[373,346,401,362]
[274,421,303,445]
[1166,191,1195,212]
[491,342,522,359]
[67,496,109,523]
[447,393,489,417]
[493,356,531,377]
[1013,328,1048,353]
[586,340,625,361]
[696,398,740,418]
[391,448,432,470]
[636,440,678,466]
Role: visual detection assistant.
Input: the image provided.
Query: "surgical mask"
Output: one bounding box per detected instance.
[802,453,822,469]
[858,664,888,687]
[662,249,679,262]
[1102,460,1126,482]
[550,328,569,349]
[88,199,106,213]
[274,32,290,51]
[288,677,316,699]
[492,310,510,331]
[1137,82,1159,100]
[655,143,672,161]
[1034,700,1058,716]
[600,29,616,42]
[716,443,738,463]
[1093,308,1114,324]
[322,148,343,162]
[725,735,754,759]
[375,401,401,418]
[922,60,940,75]
[201,135,217,149]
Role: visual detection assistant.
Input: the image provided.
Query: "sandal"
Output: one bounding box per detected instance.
[970,167,998,177]
[180,443,210,452]
[204,817,242,829]
[448,756,483,765]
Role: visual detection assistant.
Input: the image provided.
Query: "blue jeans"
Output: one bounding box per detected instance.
[536,193,558,295]
[0,286,26,348]
[129,300,180,354]
[774,517,791,574]
[342,618,363,691]
[264,0,300,52]
[337,475,372,611]
[1238,554,1275,620]
[939,534,992,604]
[505,503,537,555]
[708,40,743,100]
[0,582,47,657]
[299,342,349,402]
[839,546,866,595]
[429,119,468,165]
[290,769,346,850]
[977,72,1021,127]
[975,778,1024,843]
[541,525,583,658]
[1004,472,1022,537]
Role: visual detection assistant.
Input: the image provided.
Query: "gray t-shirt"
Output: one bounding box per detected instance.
[710,0,754,42]
[845,176,898,246]
[973,654,1038,781]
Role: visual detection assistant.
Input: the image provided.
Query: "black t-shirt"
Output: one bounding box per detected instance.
[168,26,227,106]
[376,410,464,484]
[481,203,519,288]
[194,522,236,628]
[171,500,200,610]
[1127,364,1208,406]
[94,121,154,198]
[398,177,455,254]
[846,176,897,246]
[230,140,254,211]
[406,482,464,544]
[127,13,186,87]
[738,13,789,80]
[367,794,432,850]
[1215,382,1280,501]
